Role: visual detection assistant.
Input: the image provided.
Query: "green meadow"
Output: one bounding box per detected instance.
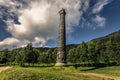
[0,65,120,80]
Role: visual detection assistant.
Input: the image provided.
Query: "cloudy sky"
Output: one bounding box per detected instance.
[0,0,120,50]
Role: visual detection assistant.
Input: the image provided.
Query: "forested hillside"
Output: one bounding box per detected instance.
[0,30,120,67]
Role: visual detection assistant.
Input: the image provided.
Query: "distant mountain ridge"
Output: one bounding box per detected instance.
[92,30,120,42]
[0,29,120,66]
[36,29,120,50]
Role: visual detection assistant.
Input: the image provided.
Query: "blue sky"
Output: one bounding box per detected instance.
[0,0,120,50]
[48,0,120,46]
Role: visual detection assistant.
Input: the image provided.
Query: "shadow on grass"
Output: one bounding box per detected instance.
[22,64,55,68]
[80,67,105,71]
[0,64,10,67]
[66,62,119,71]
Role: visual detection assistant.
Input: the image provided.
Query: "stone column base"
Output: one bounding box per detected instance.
[55,62,66,66]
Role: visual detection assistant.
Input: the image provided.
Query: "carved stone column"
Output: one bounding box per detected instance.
[55,8,66,66]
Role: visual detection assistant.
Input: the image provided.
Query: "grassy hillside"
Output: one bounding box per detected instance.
[1,66,120,80]
[91,30,120,43]
[0,66,98,80]
[0,66,120,80]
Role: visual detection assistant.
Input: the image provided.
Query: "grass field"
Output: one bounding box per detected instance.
[78,66,120,77]
[0,65,120,80]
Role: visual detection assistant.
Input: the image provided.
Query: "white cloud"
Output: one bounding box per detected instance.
[0,0,17,8]
[0,0,90,50]
[91,0,113,27]
[0,37,28,50]
[92,0,110,14]
[0,0,9,5]
[0,38,19,45]
[80,0,113,28]
[0,0,112,50]
[32,37,47,47]
[92,15,106,27]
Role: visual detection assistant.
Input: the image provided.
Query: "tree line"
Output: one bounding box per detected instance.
[0,30,120,67]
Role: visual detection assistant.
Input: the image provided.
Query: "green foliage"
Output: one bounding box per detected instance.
[15,49,26,66]
[0,49,10,64]
[0,30,120,66]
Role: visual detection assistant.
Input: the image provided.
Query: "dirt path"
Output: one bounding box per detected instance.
[0,66,12,73]
[74,72,120,80]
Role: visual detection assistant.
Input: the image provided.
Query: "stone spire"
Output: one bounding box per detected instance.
[55,8,67,66]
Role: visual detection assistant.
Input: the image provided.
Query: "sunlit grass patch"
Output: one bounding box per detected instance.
[0,66,102,80]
